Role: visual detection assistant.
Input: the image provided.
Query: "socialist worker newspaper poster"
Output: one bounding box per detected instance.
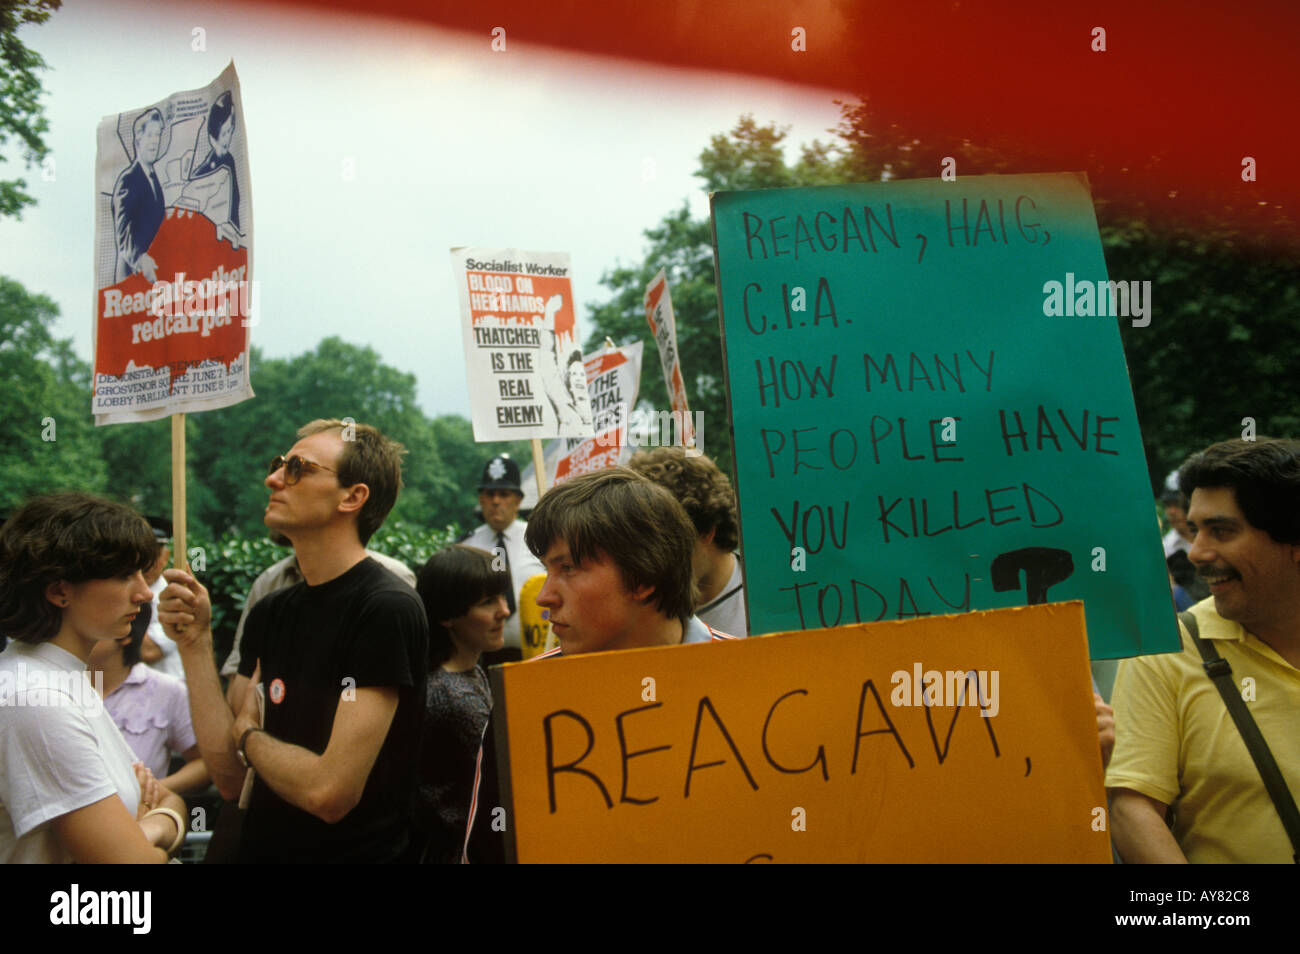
[92,62,253,425]
[452,247,595,442]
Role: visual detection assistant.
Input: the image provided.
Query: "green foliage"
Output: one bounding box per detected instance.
[426,414,531,530]
[1111,228,1300,485]
[0,0,60,219]
[194,531,290,665]
[832,98,1021,183]
[585,205,727,469]
[0,276,107,511]
[367,519,461,576]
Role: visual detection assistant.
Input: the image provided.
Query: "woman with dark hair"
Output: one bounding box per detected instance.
[189,90,240,231]
[0,493,188,862]
[414,545,509,862]
[87,620,209,795]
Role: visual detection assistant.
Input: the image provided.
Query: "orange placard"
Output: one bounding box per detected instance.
[491,602,1110,862]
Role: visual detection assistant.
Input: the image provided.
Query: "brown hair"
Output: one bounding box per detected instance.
[627,447,740,552]
[297,418,405,545]
[524,468,697,621]
[0,493,157,644]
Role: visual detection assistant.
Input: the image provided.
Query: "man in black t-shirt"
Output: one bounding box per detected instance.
[161,418,428,862]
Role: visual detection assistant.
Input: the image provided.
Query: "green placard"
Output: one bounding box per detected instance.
[711,173,1177,659]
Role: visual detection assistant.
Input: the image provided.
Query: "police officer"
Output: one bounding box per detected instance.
[460,455,544,664]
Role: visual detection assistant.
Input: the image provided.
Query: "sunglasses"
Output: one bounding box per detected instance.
[267,454,337,486]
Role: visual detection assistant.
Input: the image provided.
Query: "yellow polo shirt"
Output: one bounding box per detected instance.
[1106,598,1300,863]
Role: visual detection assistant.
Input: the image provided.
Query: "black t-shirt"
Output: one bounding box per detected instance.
[237,557,428,863]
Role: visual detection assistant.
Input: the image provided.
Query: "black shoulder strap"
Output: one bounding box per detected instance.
[1180,611,1300,863]
[697,583,743,615]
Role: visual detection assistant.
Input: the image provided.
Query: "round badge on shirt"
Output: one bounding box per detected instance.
[269,678,285,704]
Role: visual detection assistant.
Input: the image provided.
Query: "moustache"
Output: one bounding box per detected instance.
[1197,567,1240,582]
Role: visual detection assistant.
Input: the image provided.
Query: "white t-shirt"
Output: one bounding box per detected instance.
[0,640,141,863]
[697,553,748,637]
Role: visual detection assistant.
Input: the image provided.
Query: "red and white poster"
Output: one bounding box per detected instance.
[550,341,643,484]
[452,247,594,442]
[92,62,254,425]
[643,268,692,445]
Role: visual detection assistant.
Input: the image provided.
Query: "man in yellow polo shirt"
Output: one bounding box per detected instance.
[1107,437,1300,863]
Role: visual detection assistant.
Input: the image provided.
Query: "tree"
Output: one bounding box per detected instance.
[98,401,222,541]
[0,275,107,511]
[0,0,61,219]
[586,116,847,476]
[1108,225,1300,485]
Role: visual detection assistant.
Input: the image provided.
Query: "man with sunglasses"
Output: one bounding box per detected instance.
[161,419,429,863]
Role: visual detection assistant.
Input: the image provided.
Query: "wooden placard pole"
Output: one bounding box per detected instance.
[530,438,547,500]
[171,413,188,573]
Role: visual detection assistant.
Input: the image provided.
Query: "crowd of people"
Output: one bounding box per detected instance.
[0,416,1295,864]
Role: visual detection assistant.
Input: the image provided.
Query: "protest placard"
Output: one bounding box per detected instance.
[452,247,595,442]
[491,601,1110,862]
[92,62,253,425]
[710,173,1177,659]
[519,342,642,501]
[644,269,693,446]
[551,341,643,484]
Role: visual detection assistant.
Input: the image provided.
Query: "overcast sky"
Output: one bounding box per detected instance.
[0,0,850,418]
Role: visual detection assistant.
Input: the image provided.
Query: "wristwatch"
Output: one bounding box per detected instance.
[237,727,264,768]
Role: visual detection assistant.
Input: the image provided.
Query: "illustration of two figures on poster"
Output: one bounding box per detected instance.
[109,89,244,283]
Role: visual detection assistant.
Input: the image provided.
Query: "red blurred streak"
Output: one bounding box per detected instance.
[259,0,1294,235]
